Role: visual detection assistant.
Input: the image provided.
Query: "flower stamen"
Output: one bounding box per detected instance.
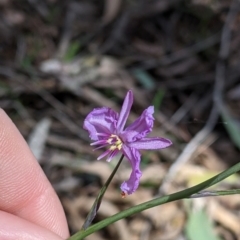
[92,134,123,161]
[107,134,123,150]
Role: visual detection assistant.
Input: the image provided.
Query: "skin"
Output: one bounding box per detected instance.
[0,109,70,240]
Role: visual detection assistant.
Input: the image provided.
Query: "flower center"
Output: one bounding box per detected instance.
[91,133,123,161]
[107,134,123,150]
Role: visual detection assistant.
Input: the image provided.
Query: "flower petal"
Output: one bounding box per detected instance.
[128,137,172,149]
[97,149,111,160]
[121,106,154,142]
[83,107,118,140]
[117,90,133,133]
[106,149,119,162]
[120,145,142,195]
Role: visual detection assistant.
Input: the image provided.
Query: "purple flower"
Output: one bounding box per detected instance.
[83,90,172,196]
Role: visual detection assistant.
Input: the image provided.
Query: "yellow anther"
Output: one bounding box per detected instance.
[107,134,123,151]
[109,145,117,151]
[117,143,122,150]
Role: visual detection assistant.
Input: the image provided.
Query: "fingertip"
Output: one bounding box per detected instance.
[0,211,65,240]
[0,109,69,238]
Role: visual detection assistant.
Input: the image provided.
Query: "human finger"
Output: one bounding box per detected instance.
[0,109,69,239]
[0,211,65,240]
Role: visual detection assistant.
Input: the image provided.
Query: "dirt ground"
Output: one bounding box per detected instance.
[1,0,240,239]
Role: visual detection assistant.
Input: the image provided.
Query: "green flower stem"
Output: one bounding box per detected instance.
[190,189,240,198]
[69,162,240,240]
[81,154,124,230]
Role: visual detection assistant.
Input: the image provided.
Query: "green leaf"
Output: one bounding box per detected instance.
[21,56,33,70]
[68,161,240,240]
[152,89,165,111]
[186,209,221,240]
[64,41,81,62]
[132,69,155,90]
[220,104,240,150]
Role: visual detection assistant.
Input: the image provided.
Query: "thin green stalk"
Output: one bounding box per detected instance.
[68,161,240,240]
[81,154,124,230]
[190,189,240,198]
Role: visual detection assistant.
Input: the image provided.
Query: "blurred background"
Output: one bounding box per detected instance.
[1,0,240,239]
